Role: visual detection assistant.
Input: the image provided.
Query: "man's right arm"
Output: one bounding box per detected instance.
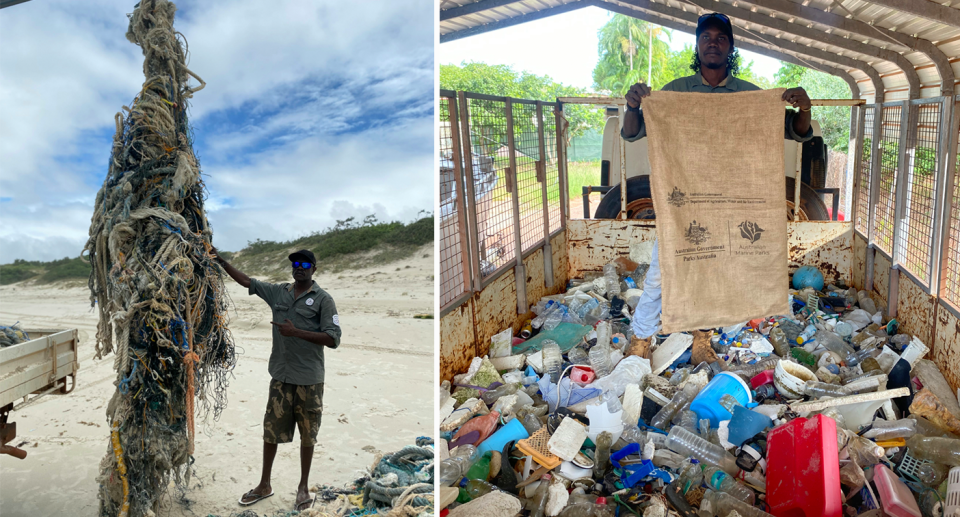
[622,82,653,142]
[211,247,251,288]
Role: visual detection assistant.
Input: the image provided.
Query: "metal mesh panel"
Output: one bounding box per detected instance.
[942,123,960,306]
[439,95,468,308]
[898,102,942,284]
[465,96,517,277]
[874,105,902,253]
[512,102,545,253]
[856,106,875,235]
[543,106,562,234]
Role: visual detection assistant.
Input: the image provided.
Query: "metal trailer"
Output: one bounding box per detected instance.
[0,329,79,459]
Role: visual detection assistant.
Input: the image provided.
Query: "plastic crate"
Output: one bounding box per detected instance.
[896,449,933,484]
[946,466,960,517]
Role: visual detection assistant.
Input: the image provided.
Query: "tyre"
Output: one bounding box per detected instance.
[786,176,830,221]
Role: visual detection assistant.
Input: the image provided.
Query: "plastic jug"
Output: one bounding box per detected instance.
[767,414,842,517]
[727,406,772,447]
[477,417,529,456]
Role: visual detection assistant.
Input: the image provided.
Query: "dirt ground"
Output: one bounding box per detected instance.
[0,245,434,517]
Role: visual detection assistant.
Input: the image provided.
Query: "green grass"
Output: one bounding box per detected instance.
[486,158,602,217]
[0,216,434,285]
[567,160,602,202]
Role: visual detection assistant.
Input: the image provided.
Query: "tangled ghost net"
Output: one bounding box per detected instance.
[84,1,236,515]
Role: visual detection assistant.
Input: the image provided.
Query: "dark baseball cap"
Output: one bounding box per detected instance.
[696,12,734,47]
[288,249,316,264]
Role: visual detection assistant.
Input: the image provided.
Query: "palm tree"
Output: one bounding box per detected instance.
[592,15,673,95]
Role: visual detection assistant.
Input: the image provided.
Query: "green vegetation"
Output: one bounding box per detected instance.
[774,63,853,153]
[0,216,434,285]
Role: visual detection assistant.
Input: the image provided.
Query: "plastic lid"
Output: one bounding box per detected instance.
[595,497,607,504]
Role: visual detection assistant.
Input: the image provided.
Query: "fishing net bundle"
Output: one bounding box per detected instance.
[83,1,236,515]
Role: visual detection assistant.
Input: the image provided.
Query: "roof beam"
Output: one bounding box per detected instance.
[440,1,591,43]
[739,0,954,96]
[597,1,861,99]
[607,0,886,100]
[677,0,918,99]
[858,0,960,30]
[440,0,528,22]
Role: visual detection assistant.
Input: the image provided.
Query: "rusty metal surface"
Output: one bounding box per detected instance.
[933,303,960,392]
[873,252,892,311]
[567,219,656,275]
[853,233,868,291]
[897,272,937,347]
[474,268,520,357]
[524,248,545,311]
[440,300,476,382]
[787,222,853,287]
[551,232,569,291]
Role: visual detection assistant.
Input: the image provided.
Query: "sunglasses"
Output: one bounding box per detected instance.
[292,261,313,270]
[698,12,730,25]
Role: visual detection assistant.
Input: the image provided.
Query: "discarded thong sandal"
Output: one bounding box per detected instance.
[239,489,274,506]
[295,496,314,511]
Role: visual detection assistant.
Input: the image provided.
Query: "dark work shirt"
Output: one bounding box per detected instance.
[621,73,814,143]
[249,278,341,385]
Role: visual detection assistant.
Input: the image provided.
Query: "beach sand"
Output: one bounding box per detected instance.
[0,245,434,516]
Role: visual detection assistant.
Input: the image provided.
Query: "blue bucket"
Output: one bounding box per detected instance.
[689,372,755,428]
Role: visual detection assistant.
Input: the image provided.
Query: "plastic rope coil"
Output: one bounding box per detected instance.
[363,445,435,510]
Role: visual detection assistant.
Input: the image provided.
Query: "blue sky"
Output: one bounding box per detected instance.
[439,5,782,90]
[0,0,433,262]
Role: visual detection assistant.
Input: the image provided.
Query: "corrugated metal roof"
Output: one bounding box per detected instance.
[440,0,960,101]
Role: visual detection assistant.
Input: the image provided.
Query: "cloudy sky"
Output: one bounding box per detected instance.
[0,0,433,263]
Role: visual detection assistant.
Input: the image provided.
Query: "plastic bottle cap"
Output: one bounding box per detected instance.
[595,497,607,504]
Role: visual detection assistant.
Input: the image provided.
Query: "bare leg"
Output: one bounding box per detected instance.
[240,442,277,504]
[296,445,314,509]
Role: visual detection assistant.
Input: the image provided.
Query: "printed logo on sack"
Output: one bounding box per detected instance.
[667,186,687,207]
[738,221,765,243]
[684,220,711,245]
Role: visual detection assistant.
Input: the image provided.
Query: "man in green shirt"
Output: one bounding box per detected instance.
[623,13,813,363]
[213,247,341,511]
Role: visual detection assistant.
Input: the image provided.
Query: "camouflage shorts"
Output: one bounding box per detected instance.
[262,379,324,446]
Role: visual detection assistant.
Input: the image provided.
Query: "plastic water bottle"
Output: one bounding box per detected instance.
[541,340,563,383]
[543,304,564,331]
[651,383,699,430]
[796,324,817,345]
[803,380,850,399]
[677,459,704,494]
[593,431,613,479]
[465,478,497,499]
[769,326,790,358]
[589,322,614,378]
[702,465,756,504]
[439,445,478,486]
[666,426,741,476]
[567,345,589,366]
[531,300,557,329]
[603,263,620,297]
[862,418,917,440]
[699,490,775,517]
[858,290,878,314]
[906,436,960,467]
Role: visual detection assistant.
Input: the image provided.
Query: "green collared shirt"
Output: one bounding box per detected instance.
[249,278,341,385]
[622,73,813,142]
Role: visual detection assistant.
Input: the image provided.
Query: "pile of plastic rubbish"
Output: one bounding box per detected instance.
[0,323,29,347]
[438,258,960,517]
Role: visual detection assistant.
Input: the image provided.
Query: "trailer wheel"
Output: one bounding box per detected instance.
[594,176,655,219]
[594,175,831,221]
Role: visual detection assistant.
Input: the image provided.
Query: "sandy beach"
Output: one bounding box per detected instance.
[0,245,434,517]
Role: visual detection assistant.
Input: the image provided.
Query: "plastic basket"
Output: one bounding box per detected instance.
[517,427,562,470]
[896,449,933,484]
[945,466,960,517]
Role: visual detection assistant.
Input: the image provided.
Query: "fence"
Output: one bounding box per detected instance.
[852,96,960,312]
[439,90,565,313]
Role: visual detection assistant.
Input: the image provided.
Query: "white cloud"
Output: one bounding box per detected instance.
[0,0,434,262]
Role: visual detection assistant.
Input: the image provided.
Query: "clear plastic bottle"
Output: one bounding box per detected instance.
[858,290,878,314]
[817,330,859,366]
[603,263,621,298]
[803,380,850,399]
[482,383,520,405]
[702,465,756,504]
[589,344,614,379]
[862,418,917,440]
[729,357,779,381]
[842,430,884,467]
[652,383,700,429]
[531,300,557,329]
[568,345,589,366]
[527,474,551,517]
[698,490,775,517]
[543,305,564,331]
[906,436,960,467]
[620,425,646,444]
[666,426,741,476]
[917,462,949,487]
[541,340,563,383]
[439,445,478,486]
[593,431,612,480]
[680,410,699,433]
[670,368,691,386]
[519,411,543,435]
[770,326,790,358]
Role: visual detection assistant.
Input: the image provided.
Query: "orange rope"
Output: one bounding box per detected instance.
[184,289,196,455]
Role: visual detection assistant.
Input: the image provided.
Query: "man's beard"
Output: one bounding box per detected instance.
[704,60,725,70]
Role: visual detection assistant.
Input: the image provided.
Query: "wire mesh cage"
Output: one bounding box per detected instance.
[874,104,902,254]
[439,93,469,309]
[897,101,942,285]
[856,106,875,235]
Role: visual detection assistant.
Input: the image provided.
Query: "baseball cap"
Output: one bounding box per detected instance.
[288,249,316,264]
[696,12,734,47]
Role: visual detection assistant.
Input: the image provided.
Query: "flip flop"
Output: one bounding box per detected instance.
[295,496,314,511]
[238,489,274,506]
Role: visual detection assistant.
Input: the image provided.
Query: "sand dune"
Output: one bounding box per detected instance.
[0,245,434,516]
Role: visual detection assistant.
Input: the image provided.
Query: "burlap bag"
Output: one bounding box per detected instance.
[641,89,789,332]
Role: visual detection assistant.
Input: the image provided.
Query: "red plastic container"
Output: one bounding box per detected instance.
[570,366,596,385]
[750,369,775,389]
[767,414,842,517]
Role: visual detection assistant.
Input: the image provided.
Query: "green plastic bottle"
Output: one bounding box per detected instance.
[464,451,492,481]
[791,347,817,367]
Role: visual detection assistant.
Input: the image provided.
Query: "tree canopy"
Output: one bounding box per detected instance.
[774,63,853,153]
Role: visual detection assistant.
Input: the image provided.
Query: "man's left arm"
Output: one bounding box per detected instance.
[782,87,813,142]
[271,297,341,349]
